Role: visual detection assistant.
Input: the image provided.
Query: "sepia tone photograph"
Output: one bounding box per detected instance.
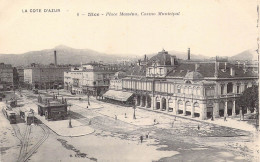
[0,0,259,161]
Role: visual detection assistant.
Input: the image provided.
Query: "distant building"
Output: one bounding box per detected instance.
[24,51,70,89]
[64,62,120,96]
[0,63,13,90]
[24,64,69,89]
[17,68,25,87]
[109,71,127,91]
[103,49,259,120]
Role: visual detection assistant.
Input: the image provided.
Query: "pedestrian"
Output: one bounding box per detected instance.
[224,116,227,121]
[87,106,88,109]
[115,115,117,120]
[154,119,156,125]
[211,116,214,121]
[197,124,200,130]
[140,135,143,143]
[89,120,91,125]
[175,116,177,121]
[146,133,149,139]
[171,121,174,128]
[125,113,127,118]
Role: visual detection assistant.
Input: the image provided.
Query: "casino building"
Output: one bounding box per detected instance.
[104,49,258,120]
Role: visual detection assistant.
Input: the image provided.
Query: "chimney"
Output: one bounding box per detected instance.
[171,56,176,66]
[214,57,218,77]
[230,67,235,76]
[54,50,57,67]
[187,48,190,60]
[138,59,141,66]
[224,62,227,71]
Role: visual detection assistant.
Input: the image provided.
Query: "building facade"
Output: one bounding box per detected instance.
[0,63,13,90]
[104,49,258,120]
[24,64,69,89]
[64,62,119,96]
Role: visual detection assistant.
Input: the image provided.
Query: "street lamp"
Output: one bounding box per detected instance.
[87,87,90,106]
[133,96,137,119]
[68,105,72,128]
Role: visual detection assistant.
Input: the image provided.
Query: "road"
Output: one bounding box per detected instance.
[1,89,259,162]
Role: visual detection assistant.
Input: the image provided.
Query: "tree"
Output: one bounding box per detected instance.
[236,85,259,123]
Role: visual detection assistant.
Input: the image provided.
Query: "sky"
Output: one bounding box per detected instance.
[0,0,258,57]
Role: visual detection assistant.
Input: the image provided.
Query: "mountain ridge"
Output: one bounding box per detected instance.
[0,45,256,66]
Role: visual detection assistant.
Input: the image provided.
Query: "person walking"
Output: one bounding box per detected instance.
[115,115,117,120]
[197,124,200,130]
[146,133,149,139]
[171,121,174,128]
[140,135,143,143]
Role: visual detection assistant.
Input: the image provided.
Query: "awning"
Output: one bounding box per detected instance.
[103,90,133,102]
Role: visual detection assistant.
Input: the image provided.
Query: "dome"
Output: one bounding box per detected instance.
[184,71,204,80]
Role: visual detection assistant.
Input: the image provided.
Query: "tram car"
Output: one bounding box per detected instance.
[24,111,35,125]
[19,108,35,125]
[2,106,16,124]
[36,96,68,121]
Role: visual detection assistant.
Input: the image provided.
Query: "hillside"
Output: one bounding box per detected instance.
[229,49,258,61]
[0,45,134,66]
[0,45,256,66]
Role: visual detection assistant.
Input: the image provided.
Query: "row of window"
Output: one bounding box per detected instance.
[220,83,250,95]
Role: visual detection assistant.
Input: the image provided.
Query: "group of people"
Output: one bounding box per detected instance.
[140,133,149,143]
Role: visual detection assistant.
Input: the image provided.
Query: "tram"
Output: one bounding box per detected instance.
[2,106,16,124]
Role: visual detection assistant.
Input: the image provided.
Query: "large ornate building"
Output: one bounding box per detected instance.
[104,49,258,120]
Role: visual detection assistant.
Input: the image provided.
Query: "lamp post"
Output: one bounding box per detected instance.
[133,96,136,119]
[68,105,72,128]
[87,87,90,106]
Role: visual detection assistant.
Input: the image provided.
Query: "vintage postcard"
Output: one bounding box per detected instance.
[0,0,259,161]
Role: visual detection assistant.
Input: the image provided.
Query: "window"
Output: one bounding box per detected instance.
[244,84,248,90]
[227,82,233,94]
[149,68,152,74]
[221,85,225,95]
[205,87,214,96]
[159,68,163,75]
[177,86,181,93]
[189,87,193,94]
[237,85,240,94]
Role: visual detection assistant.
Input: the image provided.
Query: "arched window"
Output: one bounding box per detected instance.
[194,102,199,107]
